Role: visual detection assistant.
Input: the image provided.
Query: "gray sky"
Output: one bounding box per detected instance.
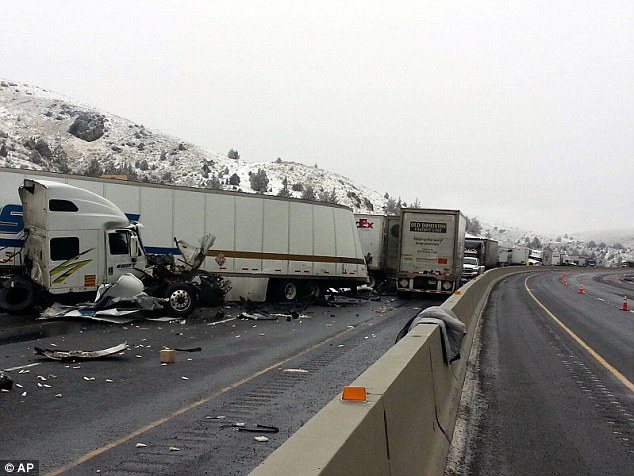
[2,1,633,234]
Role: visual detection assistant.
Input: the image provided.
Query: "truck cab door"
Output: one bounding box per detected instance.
[106,230,141,283]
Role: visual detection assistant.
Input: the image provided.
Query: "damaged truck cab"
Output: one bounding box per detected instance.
[1,179,227,317]
[19,179,147,295]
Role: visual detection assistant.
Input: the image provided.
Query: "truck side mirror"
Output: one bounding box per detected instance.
[130,235,140,259]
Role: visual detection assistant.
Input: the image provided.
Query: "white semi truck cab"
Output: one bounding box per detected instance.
[19,179,147,295]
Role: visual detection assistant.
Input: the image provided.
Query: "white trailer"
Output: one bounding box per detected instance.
[0,167,368,302]
[551,252,562,265]
[510,246,530,265]
[354,213,400,287]
[497,247,511,267]
[396,208,466,295]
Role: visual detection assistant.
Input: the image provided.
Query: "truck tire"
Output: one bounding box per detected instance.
[279,281,299,302]
[164,283,197,318]
[0,278,36,313]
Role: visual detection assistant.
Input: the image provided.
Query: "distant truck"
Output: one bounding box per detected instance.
[551,251,562,265]
[529,249,552,266]
[464,236,498,270]
[0,167,368,304]
[510,246,530,265]
[396,208,466,295]
[497,247,511,267]
[354,213,400,287]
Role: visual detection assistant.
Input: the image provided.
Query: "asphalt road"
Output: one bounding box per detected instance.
[450,270,634,476]
[1,293,443,475]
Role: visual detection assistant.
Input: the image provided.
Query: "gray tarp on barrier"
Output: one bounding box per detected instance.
[406,306,466,363]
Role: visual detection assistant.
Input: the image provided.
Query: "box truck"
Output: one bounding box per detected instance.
[396,208,466,295]
[354,213,400,287]
[0,167,368,305]
[464,236,498,270]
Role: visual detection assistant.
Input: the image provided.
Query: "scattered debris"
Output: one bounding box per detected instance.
[205,415,226,420]
[283,368,308,374]
[35,342,129,361]
[21,391,27,397]
[0,373,14,391]
[254,436,269,442]
[83,376,96,381]
[181,376,189,380]
[169,447,181,452]
[136,443,147,448]
[221,422,279,433]
[55,393,62,398]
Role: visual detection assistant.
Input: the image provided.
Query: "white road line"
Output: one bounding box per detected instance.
[2,362,42,372]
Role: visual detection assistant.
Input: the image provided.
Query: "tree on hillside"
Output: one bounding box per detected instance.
[587,240,596,248]
[301,185,317,201]
[249,168,269,192]
[466,217,482,235]
[277,177,291,198]
[228,149,240,160]
[530,237,542,249]
[229,172,240,186]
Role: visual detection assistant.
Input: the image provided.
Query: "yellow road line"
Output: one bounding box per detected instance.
[525,275,634,393]
[46,326,356,476]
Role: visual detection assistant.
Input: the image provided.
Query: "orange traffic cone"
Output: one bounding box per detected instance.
[579,284,585,294]
[621,295,629,311]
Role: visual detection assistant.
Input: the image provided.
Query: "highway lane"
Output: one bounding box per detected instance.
[451,270,634,476]
[1,295,442,475]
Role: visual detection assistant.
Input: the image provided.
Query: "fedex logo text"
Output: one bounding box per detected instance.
[356,218,374,229]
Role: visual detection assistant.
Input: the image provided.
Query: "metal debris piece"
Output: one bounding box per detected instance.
[34,342,129,361]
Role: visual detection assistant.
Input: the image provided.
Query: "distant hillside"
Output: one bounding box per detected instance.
[0,79,386,213]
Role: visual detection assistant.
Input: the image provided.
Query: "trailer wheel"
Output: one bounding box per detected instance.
[279,281,299,301]
[164,283,197,317]
[0,278,36,313]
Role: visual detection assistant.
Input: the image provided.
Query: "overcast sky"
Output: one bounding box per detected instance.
[1,1,633,234]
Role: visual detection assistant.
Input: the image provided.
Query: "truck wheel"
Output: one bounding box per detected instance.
[367,275,377,288]
[279,281,299,301]
[164,283,197,317]
[0,278,36,313]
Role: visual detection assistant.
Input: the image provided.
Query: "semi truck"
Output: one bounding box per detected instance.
[354,213,400,287]
[0,167,368,305]
[1,178,228,316]
[464,236,498,270]
[396,208,466,295]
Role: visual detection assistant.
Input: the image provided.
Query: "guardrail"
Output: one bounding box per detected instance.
[251,267,546,475]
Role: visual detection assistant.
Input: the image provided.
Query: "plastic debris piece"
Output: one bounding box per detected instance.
[136,443,147,448]
[21,391,27,397]
[105,379,113,383]
[55,393,62,398]
[254,436,269,442]
[182,376,189,380]
[169,447,181,451]
[83,376,96,381]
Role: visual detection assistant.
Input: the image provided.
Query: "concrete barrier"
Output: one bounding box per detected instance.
[251,266,541,475]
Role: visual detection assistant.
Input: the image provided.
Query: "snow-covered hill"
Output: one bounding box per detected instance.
[0,79,386,213]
